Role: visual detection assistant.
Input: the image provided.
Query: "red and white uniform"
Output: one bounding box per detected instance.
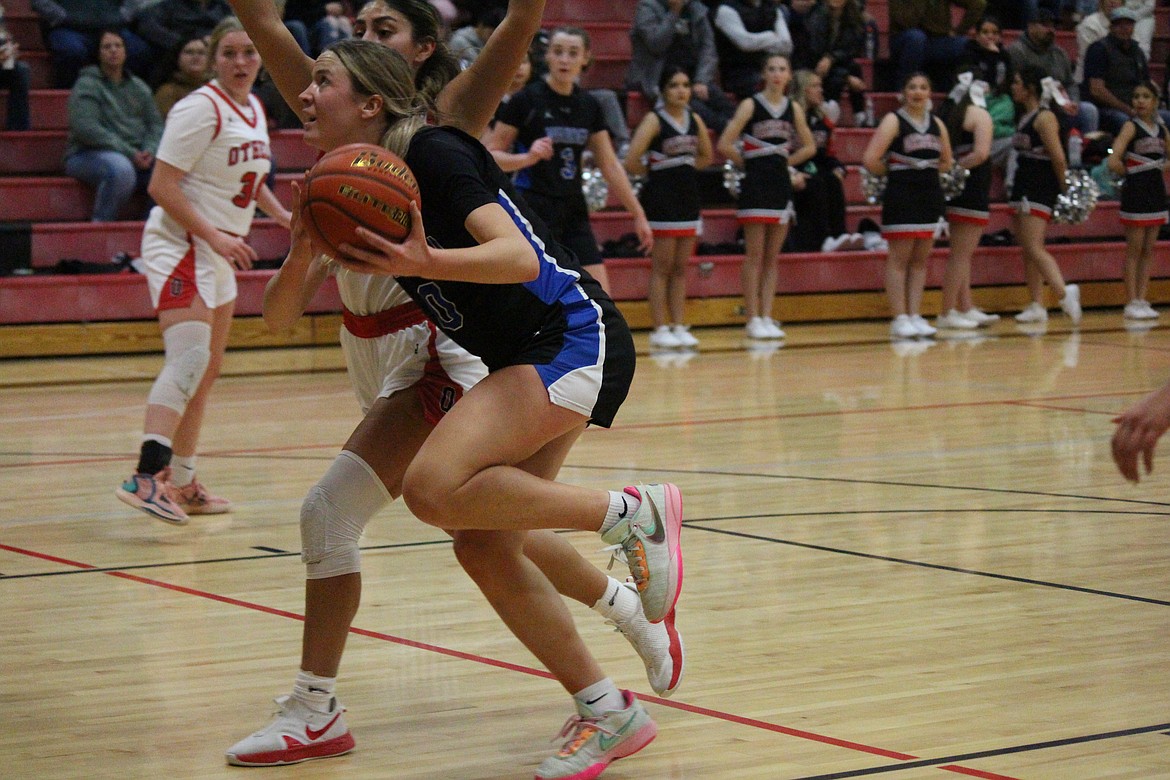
[141,80,273,310]
[332,266,486,423]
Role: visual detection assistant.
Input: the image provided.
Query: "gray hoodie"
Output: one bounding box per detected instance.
[65,64,163,160]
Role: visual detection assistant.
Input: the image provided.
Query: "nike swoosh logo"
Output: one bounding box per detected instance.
[636,497,665,544]
[617,496,628,520]
[597,712,638,750]
[305,712,342,741]
[585,694,607,705]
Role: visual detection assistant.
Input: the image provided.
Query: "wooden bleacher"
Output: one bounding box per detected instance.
[3,0,1170,359]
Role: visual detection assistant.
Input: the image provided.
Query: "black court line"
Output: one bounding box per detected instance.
[692,524,1170,607]
[569,464,1170,508]
[0,538,455,580]
[788,722,1170,779]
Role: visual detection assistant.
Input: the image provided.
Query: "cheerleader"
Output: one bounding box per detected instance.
[1008,66,1081,325]
[862,72,952,340]
[624,66,713,349]
[717,53,815,340]
[1107,80,1170,320]
[937,72,998,330]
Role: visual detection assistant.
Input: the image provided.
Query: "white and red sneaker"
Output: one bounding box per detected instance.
[174,477,233,515]
[225,695,354,766]
[609,583,684,697]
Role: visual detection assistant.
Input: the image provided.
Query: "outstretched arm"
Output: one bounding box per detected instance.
[1113,379,1170,483]
[226,0,316,121]
[438,0,545,135]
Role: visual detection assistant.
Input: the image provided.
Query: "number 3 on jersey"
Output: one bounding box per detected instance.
[231,171,264,208]
[558,146,576,181]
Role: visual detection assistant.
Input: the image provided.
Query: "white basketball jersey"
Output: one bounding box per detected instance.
[154,80,272,237]
[331,262,414,315]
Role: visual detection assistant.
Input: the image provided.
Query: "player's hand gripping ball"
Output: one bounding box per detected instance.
[301,143,419,256]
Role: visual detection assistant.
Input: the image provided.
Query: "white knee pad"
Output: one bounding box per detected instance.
[301,450,391,579]
[147,321,212,412]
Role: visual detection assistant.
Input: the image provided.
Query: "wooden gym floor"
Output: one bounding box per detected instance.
[2,312,1169,779]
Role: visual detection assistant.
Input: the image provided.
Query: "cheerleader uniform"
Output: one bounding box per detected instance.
[881,108,945,239]
[1119,118,1169,227]
[639,108,702,237]
[946,122,992,226]
[736,93,795,224]
[1009,107,1061,221]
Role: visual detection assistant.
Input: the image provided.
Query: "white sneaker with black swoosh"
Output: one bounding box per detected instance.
[601,483,683,624]
[225,694,354,766]
[534,690,657,780]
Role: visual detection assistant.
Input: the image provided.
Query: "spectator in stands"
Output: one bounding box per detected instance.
[0,4,32,130]
[1124,0,1155,59]
[1075,0,1121,85]
[64,28,163,221]
[888,0,986,91]
[626,0,736,131]
[959,15,1014,161]
[789,69,855,252]
[31,0,151,87]
[153,35,209,118]
[983,0,1061,30]
[1006,9,1099,133]
[806,0,869,127]
[712,0,793,101]
[786,0,817,70]
[136,0,233,66]
[282,1,353,54]
[1083,7,1169,133]
[449,6,503,66]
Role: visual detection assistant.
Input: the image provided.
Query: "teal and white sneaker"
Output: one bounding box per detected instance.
[534,691,657,780]
[601,483,683,623]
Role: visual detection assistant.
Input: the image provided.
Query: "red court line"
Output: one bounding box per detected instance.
[0,541,1018,778]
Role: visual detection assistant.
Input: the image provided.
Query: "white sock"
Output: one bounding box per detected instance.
[572,677,625,716]
[170,454,196,488]
[592,576,638,623]
[600,489,640,534]
[293,669,336,713]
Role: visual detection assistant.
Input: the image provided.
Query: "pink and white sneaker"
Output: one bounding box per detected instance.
[115,467,188,525]
[225,695,355,766]
[535,691,657,780]
[174,478,233,515]
[601,483,683,624]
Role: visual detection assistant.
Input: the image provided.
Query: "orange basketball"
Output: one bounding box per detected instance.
[301,143,420,257]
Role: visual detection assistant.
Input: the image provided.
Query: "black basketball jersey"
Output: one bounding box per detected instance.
[400,126,610,371]
[494,79,607,200]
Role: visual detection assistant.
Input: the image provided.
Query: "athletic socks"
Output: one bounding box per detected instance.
[292,669,337,713]
[572,677,624,716]
[600,489,641,535]
[170,454,196,488]
[592,576,638,624]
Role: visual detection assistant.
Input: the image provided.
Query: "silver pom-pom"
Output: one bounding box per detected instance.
[722,160,744,198]
[628,172,645,198]
[860,168,887,204]
[1052,169,1100,225]
[940,162,970,201]
[581,166,609,212]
